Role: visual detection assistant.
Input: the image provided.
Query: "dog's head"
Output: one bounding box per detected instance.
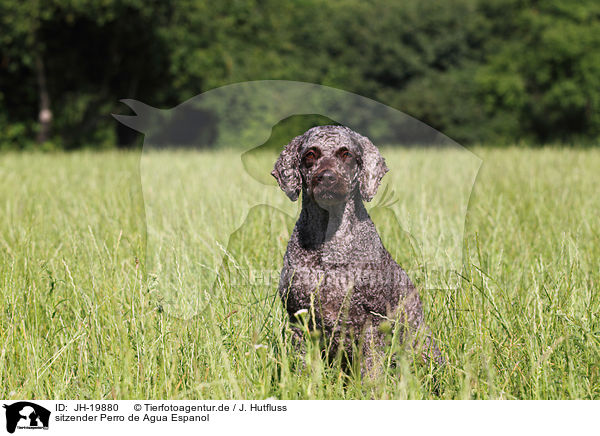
[272,125,388,207]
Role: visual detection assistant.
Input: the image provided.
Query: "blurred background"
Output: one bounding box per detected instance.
[1,0,599,150]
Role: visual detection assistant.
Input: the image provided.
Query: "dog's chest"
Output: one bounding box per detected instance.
[280,245,400,329]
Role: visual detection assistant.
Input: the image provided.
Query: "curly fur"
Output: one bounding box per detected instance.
[272,125,443,376]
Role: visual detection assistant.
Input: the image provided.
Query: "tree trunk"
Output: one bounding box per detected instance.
[35,53,52,144]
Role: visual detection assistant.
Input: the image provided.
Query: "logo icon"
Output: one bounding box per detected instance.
[113,81,481,319]
[3,402,50,433]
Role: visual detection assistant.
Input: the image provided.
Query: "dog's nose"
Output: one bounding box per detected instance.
[316,170,337,186]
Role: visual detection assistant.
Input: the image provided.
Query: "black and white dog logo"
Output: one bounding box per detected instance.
[3,402,50,433]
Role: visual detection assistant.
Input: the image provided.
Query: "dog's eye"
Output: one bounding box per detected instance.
[339,150,352,160]
[303,150,318,163]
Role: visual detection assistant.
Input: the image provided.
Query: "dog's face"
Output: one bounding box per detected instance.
[272,125,388,204]
[298,129,360,207]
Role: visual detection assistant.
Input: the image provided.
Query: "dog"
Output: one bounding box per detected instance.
[272,125,443,376]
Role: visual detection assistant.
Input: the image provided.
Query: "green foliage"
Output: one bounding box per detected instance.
[1,148,599,398]
[474,0,600,143]
[0,0,599,148]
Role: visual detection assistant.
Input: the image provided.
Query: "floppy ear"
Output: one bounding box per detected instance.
[271,133,305,201]
[353,131,389,201]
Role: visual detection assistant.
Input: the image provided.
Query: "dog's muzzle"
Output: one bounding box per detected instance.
[315,169,338,188]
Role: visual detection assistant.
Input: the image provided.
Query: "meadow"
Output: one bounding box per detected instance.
[1,147,598,399]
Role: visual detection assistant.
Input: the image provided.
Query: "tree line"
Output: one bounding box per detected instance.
[1,0,599,149]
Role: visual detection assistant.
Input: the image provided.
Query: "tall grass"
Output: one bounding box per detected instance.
[0,147,598,399]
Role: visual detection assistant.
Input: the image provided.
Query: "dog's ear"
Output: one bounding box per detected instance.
[271,133,305,201]
[353,132,389,202]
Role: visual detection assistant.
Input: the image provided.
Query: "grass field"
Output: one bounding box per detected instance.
[1,147,599,399]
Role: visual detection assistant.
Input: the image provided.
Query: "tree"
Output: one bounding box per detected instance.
[475,0,600,143]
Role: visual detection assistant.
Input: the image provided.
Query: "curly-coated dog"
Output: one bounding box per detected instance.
[272,125,443,376]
